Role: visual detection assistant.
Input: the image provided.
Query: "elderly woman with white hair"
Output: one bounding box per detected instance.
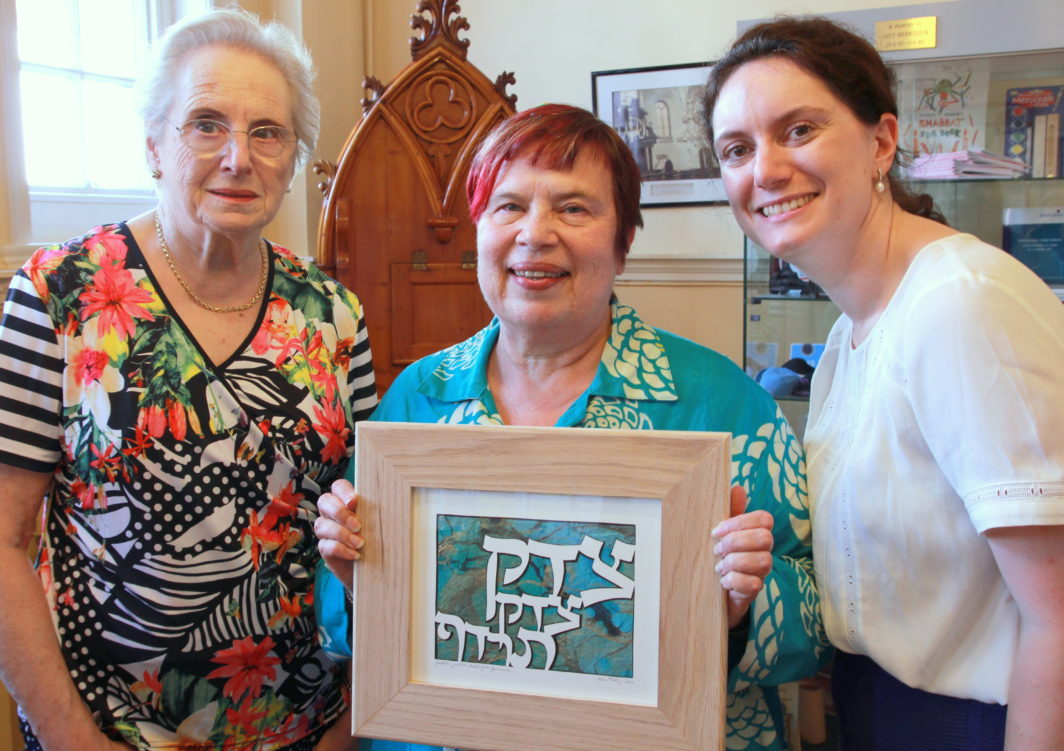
[0,8,374,750]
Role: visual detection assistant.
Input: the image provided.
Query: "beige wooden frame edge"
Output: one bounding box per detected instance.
[351,422,729,751]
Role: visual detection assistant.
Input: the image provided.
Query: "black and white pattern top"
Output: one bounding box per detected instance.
[0,223,376,749]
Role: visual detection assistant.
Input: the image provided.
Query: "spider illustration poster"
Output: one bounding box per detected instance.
[896,58,991,156]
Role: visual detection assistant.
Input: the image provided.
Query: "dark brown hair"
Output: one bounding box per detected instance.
[466,104,644,260]
[702,16,946,223]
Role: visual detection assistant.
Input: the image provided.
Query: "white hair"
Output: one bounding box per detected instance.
[136,6,319,171]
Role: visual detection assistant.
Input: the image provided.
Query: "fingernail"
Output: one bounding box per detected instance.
[348,520,361,534]
[713,543,722,556]
[714,561,723,574]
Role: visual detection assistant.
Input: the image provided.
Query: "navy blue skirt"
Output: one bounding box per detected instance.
[832,650,1007,751]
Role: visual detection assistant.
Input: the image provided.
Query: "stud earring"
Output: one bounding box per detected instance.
[875,168,886,193]
[151,169,162,180]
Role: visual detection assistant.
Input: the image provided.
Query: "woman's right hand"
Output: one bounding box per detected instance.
[314,479,365,589]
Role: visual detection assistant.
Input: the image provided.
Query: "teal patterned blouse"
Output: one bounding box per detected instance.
[318,301,830,751]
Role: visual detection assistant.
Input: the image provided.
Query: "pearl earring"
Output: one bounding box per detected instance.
[875,168,886,193]
[151,169,162,180]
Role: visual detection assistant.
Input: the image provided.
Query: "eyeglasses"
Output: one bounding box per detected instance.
[169,118,296,159]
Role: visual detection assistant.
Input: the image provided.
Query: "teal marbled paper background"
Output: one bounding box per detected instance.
[434,515,636,676]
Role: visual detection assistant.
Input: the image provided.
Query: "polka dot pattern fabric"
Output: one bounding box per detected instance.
[1,224,377,749]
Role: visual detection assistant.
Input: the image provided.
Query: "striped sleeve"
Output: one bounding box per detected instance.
[347,310,377,423]
[0,272,63,472]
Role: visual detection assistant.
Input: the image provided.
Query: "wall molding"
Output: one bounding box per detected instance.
[618,256,744,284]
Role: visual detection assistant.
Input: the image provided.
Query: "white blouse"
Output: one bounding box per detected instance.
[806,233,1064,704]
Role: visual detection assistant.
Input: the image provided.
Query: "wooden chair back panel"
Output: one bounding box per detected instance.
[317,0,516,392]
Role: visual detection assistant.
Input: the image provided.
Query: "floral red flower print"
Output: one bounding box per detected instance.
[72,347,109,385]
[167,400,187,442]
[240,512,285,570]
[24,246,68,302]
[312,398,350,465]
[84,225,129,268]
[89,443,123,483]
[333,336,354,370]
[135,399,196,443]
[137,404,168,439]
[263,481,304,528]
[79,263,155,339]
[123,427,153,458]
[206,635,280,701]
[131,669,163,710]
[10,225,371,743]
[70,478,102,509]
[225,695,269,734]
[142,668,163,694]
[268,593,310,629]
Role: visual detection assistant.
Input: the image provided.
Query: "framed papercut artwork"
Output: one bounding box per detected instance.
[351,422,730,751]
[591,62,727,206]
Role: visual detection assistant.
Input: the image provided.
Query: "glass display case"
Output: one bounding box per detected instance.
[744,47,1064,439]
[743,242,840,438]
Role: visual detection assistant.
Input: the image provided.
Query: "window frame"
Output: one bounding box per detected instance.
[1,0,208,267]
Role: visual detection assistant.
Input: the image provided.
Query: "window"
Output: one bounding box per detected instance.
[10,0,208,245]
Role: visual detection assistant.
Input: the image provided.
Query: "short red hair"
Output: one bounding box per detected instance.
[466,104,644,259]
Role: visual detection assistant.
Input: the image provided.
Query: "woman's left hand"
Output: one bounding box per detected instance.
[712,486,774,628]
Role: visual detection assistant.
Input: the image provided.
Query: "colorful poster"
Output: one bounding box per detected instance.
[896,59,991,155]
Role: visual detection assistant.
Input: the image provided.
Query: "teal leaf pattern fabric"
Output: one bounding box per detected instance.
[322,301,830,751]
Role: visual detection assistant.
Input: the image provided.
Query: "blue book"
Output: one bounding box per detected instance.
[1002,207,1064,284]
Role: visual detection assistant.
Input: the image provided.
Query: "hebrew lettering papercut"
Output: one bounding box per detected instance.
[434,515,636,676]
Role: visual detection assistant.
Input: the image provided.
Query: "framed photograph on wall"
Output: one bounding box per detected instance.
[351,422,730,751]
[592,62,727,207]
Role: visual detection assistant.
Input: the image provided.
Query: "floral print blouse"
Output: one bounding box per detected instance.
[0,223,376,749]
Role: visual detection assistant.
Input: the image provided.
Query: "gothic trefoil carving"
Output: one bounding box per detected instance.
[316,0,518,388]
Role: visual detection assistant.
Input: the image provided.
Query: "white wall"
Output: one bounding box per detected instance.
[349,0,924,360]
[365,0,922,265]
[234,0,367,259]
[0,0,1025,360]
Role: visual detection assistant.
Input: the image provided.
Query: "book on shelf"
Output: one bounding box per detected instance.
[1004,85,1064,179]
[905,149,1027,179]
[1002,206,1064,285]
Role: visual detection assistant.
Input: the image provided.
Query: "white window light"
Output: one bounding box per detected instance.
[10,0,208,248]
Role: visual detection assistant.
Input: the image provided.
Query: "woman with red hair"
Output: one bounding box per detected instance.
[315,104,829,751]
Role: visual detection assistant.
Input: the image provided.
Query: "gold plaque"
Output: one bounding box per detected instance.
[875,16,937,52]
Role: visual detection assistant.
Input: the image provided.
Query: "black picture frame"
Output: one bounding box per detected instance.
[591,62,726,207]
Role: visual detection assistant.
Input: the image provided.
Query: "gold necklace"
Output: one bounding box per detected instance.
[153,211,268,313]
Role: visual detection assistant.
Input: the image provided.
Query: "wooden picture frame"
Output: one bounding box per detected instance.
[591,62,727,207]
[352,422,730,751]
